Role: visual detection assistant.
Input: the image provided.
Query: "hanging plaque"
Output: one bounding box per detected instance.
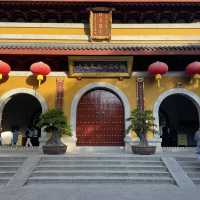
[68,56,133,78]
[90,7,112,41]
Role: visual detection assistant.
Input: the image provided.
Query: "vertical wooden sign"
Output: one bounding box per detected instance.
[90,7,112,41]
[56,79,64,111]
[136,77,144,111]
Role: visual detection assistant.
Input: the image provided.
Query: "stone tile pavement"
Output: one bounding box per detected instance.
[0,149,199,200]
[0,184,200,200]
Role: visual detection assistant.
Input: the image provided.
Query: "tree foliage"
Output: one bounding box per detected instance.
[127,108,156,146]
[37,109,71,136]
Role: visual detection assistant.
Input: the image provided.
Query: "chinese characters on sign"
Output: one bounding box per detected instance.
[74,61,128,73]
[90,7,112,41]
[68,56,133,78]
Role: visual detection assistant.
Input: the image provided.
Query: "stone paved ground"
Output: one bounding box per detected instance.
[0,149,199,200]
[0,183,200,200]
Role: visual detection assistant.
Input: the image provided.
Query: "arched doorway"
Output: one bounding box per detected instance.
[1,93,43,146]
[159,94,199,147]
[76,89,125,146]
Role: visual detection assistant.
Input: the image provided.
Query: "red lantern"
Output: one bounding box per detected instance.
[30,62,51,86]
[186,61,200,88]
[148,61,168,88]
[0,60,11,80]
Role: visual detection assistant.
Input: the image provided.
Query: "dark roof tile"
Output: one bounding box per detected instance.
[1,42,200,55]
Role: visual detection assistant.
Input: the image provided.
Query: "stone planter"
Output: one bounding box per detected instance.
[42,129,67,154]
[42,144,67,154]
[131,145,156,155]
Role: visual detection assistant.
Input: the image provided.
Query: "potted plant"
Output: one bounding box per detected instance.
[127,108,156,155]
[37,108,71,154]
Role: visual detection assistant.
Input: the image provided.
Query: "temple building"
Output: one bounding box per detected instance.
[0,0,200,150]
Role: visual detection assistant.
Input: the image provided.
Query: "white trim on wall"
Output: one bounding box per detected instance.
[0,22,87,28]
[8,71,186,77]
[112,35,200,41]
[0,88,48,126]
[0,34,88,40]
[153,88,200,135]
[132,71,187,77]
[0,34,200,41]
[1,22,200,29]
[9,71,67,77]
[112,23,200,29]
[70,83,131,142]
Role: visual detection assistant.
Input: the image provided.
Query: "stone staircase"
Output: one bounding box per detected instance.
[26,155,176,185]
[0,156,26,186]
[176,157,200,185]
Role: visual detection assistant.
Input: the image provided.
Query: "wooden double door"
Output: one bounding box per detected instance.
[77,89,124,146]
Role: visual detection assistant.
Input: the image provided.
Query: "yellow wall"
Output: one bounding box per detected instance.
[0,26,200,37]
[0,76,136,119]
[144,76,200,110]
[0,25,200,36]
[1,75,199,120]
[1,23,200,141]
[0,24,200,44]
[1,74,200,142]
[112,28,200,36]
[0,23,199,113]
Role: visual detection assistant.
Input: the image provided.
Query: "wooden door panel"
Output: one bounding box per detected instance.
[77,89,124,146]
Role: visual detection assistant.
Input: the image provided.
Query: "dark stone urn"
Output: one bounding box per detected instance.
[42,129,67,154]
[131,145,156,155]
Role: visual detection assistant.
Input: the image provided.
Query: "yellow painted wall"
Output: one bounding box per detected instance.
[0,76,136,117]
[1,74,200,141]
[112,28,200,35]
[0,25,200,44]
[144,76,200,110]
[0,26,200,36]
[1,75,199,121]
[0,27,88,35]
[0,23,200,142]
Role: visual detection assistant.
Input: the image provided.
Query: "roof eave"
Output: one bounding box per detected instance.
[0,48,200,56]
[1,0,200,3]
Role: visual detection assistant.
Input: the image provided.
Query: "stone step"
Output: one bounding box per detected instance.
[192,179,200,184]
[0,157,26,161]
[28,155,174,186]
[39,160,164,166]
[41,156,161,161]
[178,161,200,166]
[35,166,167,171]
[0,172,16,177]
[0,166,19,171]
[187,172,200,178]
[0,161,24,166]
[31,171,171,177]
[26,177,175,185]
[0,178,10,184]
[182,167,200,171]
[176,157,197,161]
